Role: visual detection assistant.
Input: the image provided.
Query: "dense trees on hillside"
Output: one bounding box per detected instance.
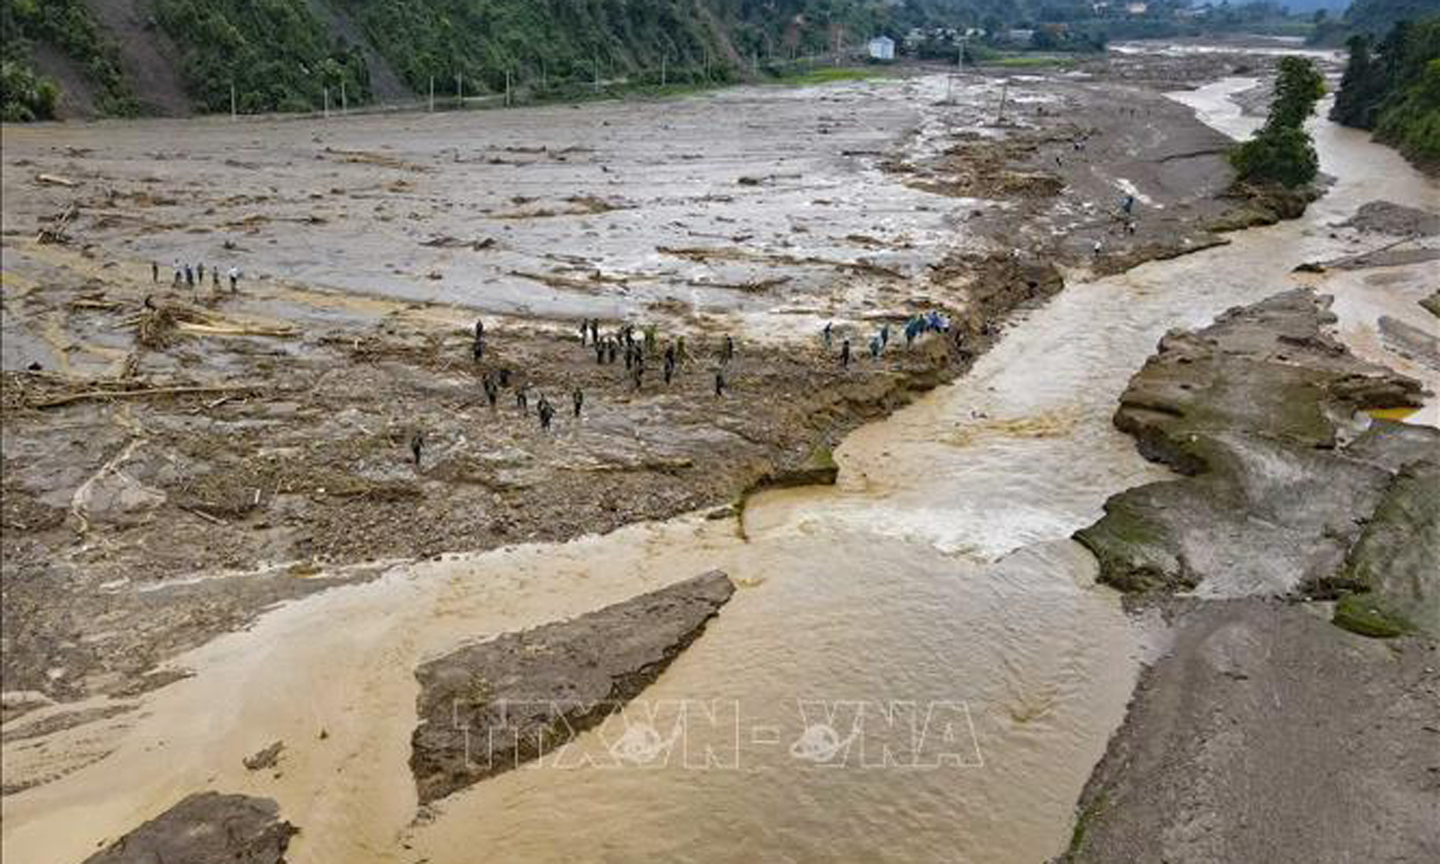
[1309,0,1440,43]
[1230,56,1326,187]
[1331,16,1440,169]
[5,0,1389,119]
[154,0,371,113]
[1,0,133,120]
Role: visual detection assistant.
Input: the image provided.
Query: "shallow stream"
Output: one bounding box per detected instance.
[3,72,1436,864]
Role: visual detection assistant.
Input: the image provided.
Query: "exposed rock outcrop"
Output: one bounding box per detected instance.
[1074,289,1435,603]
[82,792,297,864]
[410,571,735,805]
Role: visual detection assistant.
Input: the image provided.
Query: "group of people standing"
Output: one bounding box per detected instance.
[824,310,950,368]
[154,259,242,293]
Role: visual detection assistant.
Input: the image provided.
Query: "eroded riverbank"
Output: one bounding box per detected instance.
[3,43,1436,864]
[1,50,1276,709]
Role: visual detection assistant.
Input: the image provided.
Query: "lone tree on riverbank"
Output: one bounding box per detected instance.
[1230,56,1327,188]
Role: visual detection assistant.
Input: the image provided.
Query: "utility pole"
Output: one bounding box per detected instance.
[429,75,434,112]
[661,53,666,87]
[996,79,1009,125]
[505,68,512,107]
[456,72,463,107]
[324,86,330,118]
[541,58,547,91]
[230,83,237,120]
[340,80,347,115]
[594,53,601,92]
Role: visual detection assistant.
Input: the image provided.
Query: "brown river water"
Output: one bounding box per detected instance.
[3,74,1437,864]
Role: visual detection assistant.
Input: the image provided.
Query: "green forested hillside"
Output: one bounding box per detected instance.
[1310,0,1440,43]
[1331,15,1440,171]
[3,0,1120,119]
[154,0,371,113]
[1,0,134,120]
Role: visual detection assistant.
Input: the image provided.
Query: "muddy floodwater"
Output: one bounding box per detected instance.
[4,68,1439,864]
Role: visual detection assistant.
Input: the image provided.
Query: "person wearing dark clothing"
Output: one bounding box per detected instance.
[880,323,890,348]
[841,339,851,368]
[572,388,584,418]
[579,319,589,345]
[607,340,618,364]
[151,262,159,283]
[822,322,832,348]
[516,388,528,412]
[472,336,485,361]
[589,320,599,344]
[499,368,511,387]
[484,376,498,407]
[475,319,485,341]
[184,265,195,288]
[410,431,424,467]
[714,370,726,397]
[596,341,606,365]
[722,335,735,363]
[197,263,205,282]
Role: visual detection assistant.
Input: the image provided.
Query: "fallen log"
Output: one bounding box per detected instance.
[31,384,267,410]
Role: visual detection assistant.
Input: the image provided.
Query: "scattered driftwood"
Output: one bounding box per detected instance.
[134,302,297,347]
[36,173,79,188]
[420,235,496,251]
[31,384,267,410]
[687,276,792,292]
[657,245,904,279]
[37,204,79,245]
[508,269,628,294]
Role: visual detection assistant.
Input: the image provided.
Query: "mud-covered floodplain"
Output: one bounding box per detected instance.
[3,42,1439,864]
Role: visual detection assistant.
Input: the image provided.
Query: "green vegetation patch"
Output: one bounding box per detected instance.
[154,0,370,114]
[778,66,889,86]
[1330,461,1440,639]
[982,53,1085,69]
[1334,594,1415,638]
[1230,55,1326,188]
[1332,17,1440,172]
[1,0,134,119]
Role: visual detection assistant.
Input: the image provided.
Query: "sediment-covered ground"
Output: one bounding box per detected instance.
[15,42,1434,864]
[1,50,1278,711]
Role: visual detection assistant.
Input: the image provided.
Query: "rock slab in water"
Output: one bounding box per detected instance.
[82,792,297,863]
[410,570,735,804]
[1338,200,1440,237]
[1075,289,1437,601]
